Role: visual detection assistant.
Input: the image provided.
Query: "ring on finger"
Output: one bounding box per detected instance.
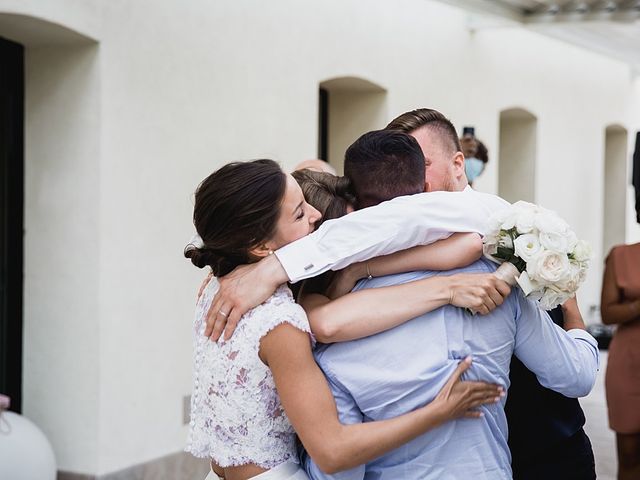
[219,310,229,317]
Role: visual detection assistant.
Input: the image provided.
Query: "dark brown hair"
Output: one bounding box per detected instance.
[344,130,425,209]
[291,170,355,299]
[386,108,462,154]
[184,159,286,277]
[476,140,489,164]
[291,169,355,228]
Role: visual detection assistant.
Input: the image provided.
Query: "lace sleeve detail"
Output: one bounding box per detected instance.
[250,285,316,348]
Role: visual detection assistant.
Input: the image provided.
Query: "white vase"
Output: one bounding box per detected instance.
[0,411,57,480]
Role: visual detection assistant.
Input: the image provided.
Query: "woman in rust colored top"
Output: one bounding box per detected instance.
[602,242,640,480]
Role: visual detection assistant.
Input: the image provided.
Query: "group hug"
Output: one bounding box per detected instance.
[183,108,601,480]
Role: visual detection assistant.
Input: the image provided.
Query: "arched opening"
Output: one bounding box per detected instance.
[318,76,387,174]
[0,11,99,475]
[603,124,628,255]
[498,108,537,203]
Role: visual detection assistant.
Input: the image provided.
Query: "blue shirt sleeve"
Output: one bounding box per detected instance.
[303,354,366,480]
[513,292,599,398]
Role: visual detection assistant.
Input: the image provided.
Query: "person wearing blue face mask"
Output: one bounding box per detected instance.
[460,129,488,187]
[465,155,485,185]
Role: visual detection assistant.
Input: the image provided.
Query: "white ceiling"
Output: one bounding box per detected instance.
[436,0,640,71]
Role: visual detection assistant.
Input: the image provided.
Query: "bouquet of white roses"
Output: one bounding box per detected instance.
[483,201,591,310]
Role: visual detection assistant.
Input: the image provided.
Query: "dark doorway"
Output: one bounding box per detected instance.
[318,88,328,161]
[0,36,24,413]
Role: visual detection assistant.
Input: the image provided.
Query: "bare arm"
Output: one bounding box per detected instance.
[355,233,482,283]
[601,254,640,326]
[301,273,511,343]
[559,297,586,331]
[260,323,503,474]
[210,461,224,479]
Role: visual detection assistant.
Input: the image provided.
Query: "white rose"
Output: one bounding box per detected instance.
[515,210,536,234]
[527,250,571,284]
[538,287,570,310]
[557,260,586,293]
[486,215,504,236]
[512,201,539,214]
[565,230,578,251]
[501,210,520,230]
[539,231,570,254]
[534,210,569,236]
[572,239,592,263]
[513,233,542,262]
[487,208,512,233]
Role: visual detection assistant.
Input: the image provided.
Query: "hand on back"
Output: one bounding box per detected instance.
[434,357,504,420]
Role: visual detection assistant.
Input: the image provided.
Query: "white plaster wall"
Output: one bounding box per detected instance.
[23,44,101,473]
[3,0,640,476]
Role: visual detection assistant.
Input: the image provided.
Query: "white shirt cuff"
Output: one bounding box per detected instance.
[274,235,328,283]
[566,328,598,346]
[566,328,600,366]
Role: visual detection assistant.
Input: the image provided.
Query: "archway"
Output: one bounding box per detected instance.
[498,108,537,203]
[318,76,387,174]
[603,124,628,255]
[0,10,99,476]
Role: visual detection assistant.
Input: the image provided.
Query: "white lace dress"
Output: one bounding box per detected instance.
[186,280,314,469]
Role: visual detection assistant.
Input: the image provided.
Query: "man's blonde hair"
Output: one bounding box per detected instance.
[386,108,462,153]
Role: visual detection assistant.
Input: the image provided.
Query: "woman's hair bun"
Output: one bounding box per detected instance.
[184,245,212,270]
[184,244,249,277]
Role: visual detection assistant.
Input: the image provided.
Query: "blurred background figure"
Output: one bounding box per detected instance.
[459,127,488,187]
[293,159,337,175]
[601,242,640,480]
[506,298,596,480]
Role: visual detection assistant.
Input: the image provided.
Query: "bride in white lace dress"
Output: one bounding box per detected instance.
[184,160,503,480]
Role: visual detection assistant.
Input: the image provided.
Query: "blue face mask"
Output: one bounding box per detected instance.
[465,157,485,183]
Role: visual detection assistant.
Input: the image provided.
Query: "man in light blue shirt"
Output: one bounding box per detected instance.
[302,129,599,479]
[303,263,598,479]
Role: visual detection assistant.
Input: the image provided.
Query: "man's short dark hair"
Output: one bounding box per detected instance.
[344,130,425,209]
[385,108,462,154]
